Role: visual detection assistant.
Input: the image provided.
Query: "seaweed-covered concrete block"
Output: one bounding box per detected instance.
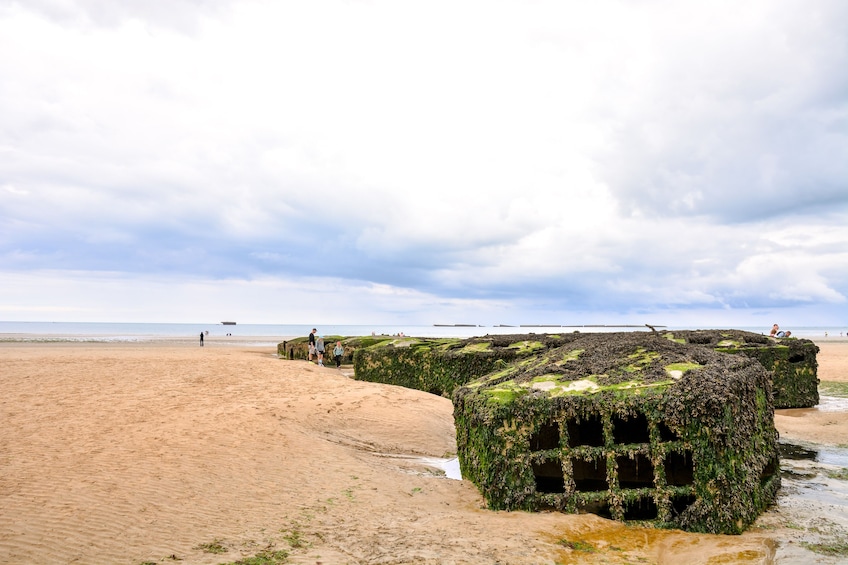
[352,334,577,397]
[452,332,780,534]
[300,329,817,408]
[664,329,819,408]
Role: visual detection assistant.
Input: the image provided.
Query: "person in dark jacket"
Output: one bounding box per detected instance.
[308,328,317,361]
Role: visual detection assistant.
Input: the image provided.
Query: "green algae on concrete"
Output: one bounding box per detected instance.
[664,362,701,380]
[663,329,819,408]
[453,332,780,535]
[278,330,818,409]
[278,330,788,534]
[351,333,579,397]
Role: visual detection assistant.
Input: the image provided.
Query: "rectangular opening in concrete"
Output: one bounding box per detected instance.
[623,496,658,520]
[612,412,650,444]
[530,421,560,451]
[577,498,611,518]
[670,494,697,516]
[760,457,778,484]
[566,414,604,447]
[532,459,565,493]
[664,450,694,486]
[657,421,680,442]
[616,453,655,489]
[571,456,608,492]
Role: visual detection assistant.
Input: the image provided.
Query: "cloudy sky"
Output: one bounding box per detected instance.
[1,0,847,327]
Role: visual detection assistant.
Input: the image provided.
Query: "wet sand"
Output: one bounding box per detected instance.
[0,338,846,564]
[774,340,848,446]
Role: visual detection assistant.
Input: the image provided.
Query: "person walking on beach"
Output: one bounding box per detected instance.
[316,335,325,366]
[199,332,204,347]
[333,341,344,368]
[308,328,317,362]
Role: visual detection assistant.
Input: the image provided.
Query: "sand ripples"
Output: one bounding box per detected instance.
[0,345,457,564]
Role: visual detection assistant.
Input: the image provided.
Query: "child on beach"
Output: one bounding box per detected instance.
[333,341,344,368]
[316,335,325,366]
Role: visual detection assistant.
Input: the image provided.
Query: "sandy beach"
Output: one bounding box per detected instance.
[1,338,847,564]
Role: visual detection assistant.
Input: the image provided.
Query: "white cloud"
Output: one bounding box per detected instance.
[1,0,846,325]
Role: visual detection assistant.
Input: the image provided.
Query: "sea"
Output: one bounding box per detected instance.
[1,320,845,345]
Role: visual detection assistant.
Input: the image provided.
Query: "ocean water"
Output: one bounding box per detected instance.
[0,321,844,342]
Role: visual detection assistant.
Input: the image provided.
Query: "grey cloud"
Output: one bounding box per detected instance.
[601,103,848,223]
[595,2,848,223]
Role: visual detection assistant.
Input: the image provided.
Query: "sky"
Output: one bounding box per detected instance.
[1,0,847,328]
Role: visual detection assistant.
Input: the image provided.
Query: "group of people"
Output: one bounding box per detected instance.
[307,328,345,367]
[769,324,792,338]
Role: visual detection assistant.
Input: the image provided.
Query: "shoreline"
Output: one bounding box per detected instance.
[2,332,848,344]
[0,334,295,347]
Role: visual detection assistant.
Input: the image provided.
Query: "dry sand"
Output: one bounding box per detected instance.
[1,338,847,565]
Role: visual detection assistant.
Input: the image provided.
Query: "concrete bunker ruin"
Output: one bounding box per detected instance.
[452,332,781,534]
[662,329,819,408]
[277,329,806,532]
[287,329,818,409]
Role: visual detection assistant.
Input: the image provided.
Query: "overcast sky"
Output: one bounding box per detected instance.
[1,0,847,327]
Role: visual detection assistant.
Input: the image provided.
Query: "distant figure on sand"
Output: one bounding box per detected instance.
[308,328,317,362]
[333,341,344,368]
[199,332,204,347]
[316,335,325,366]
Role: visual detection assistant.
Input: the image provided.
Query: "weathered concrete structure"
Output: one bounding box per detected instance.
[662,330,819,408]
[276,329,817,532]
[453,332,780,534]
[351,334,571,396]
[341,329,818,408]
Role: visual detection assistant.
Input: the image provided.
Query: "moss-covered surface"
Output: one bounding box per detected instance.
[662,330,819,408]
[453,332,780,534]
[281,329,817,409]
[350,333,578,397]
[276,329,794,533]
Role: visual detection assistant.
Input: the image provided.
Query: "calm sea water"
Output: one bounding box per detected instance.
[0,321,844,342]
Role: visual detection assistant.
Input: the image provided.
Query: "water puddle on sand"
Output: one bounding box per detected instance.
[377,454,462,480]
[415,456,462,480]
[816,395,848,413]
[410,457,461,479]
[780,440,848,468]
[777,441,848,513]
